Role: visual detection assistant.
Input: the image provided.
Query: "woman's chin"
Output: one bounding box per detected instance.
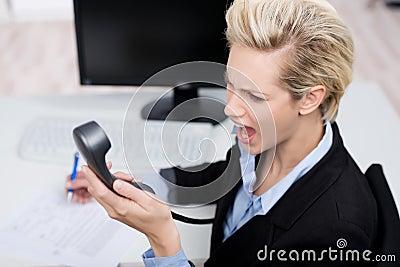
[240,141,262,155]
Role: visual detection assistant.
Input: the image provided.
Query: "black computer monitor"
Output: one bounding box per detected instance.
[73,0,232,124]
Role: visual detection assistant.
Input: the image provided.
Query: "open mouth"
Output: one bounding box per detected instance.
[237,125,256,144]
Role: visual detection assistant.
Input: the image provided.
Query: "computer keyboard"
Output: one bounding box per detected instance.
[18,117,224,169]
[19,117,122,165]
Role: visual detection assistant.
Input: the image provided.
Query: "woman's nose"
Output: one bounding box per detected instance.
[224,95,246,118]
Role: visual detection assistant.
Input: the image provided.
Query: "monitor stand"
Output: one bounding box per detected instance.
[141,84,227,125]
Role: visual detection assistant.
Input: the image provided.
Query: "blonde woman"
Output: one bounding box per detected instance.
[67,0,377,266]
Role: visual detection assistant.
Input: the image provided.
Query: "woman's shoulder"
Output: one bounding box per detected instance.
[329,157,378,243]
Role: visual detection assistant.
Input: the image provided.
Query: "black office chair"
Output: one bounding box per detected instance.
[365,164,400,266]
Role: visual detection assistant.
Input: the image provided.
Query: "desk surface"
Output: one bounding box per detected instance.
[0,83,399,266]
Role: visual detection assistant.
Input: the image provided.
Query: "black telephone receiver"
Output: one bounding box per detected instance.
[72,121,155,194]
[72,121,214,225]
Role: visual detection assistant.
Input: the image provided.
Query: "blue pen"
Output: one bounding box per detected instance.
[67,152,80,202]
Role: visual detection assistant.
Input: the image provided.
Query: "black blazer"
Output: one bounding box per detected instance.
[163,123,378,266]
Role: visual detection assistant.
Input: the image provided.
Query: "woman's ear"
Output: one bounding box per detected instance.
[298,85,326,116]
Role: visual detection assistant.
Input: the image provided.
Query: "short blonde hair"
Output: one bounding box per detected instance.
[225,0,354,122]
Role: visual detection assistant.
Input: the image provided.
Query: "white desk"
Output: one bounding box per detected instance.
[0,83,399,266]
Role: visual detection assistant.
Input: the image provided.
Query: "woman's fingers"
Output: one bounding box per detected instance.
[65,170,86,182]
[107,161,112,169]
[83,165,147,220]
[65,178,89,190]
[65,170,91,203]
[72,189,91,204]
[113,179,154,209]
[65,162,114,204]
[113,171,134,182]
[83,165,123,210]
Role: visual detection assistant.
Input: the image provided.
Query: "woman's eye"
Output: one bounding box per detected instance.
[248,92,264,102]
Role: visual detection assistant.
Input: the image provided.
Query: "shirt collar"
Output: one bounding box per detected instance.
[236,122,333,213]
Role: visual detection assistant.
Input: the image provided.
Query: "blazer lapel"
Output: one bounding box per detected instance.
[210,142,243,253]
[209,180,240,252]
[206,214,276,266]
[267,122,348,232]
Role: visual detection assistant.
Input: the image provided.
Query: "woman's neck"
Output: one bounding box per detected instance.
[254,118,325,196]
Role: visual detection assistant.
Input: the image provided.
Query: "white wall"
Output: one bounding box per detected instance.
[11,0,73,21]
[0,0,10,22]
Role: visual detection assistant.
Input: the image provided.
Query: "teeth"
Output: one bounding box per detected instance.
[241,127,248,139]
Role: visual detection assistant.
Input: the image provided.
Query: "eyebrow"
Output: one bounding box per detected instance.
[224,72,270,97]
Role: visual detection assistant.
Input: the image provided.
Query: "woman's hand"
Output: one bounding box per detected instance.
[82,165,182,258]
[65,162,115,203]
[65,170,90,203]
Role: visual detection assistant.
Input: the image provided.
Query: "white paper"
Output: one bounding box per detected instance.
[0,191,140,267]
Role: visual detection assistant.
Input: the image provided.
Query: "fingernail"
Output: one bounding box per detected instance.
[66,181,72,188]
[114,180,123,190]
[82,166,87,174]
